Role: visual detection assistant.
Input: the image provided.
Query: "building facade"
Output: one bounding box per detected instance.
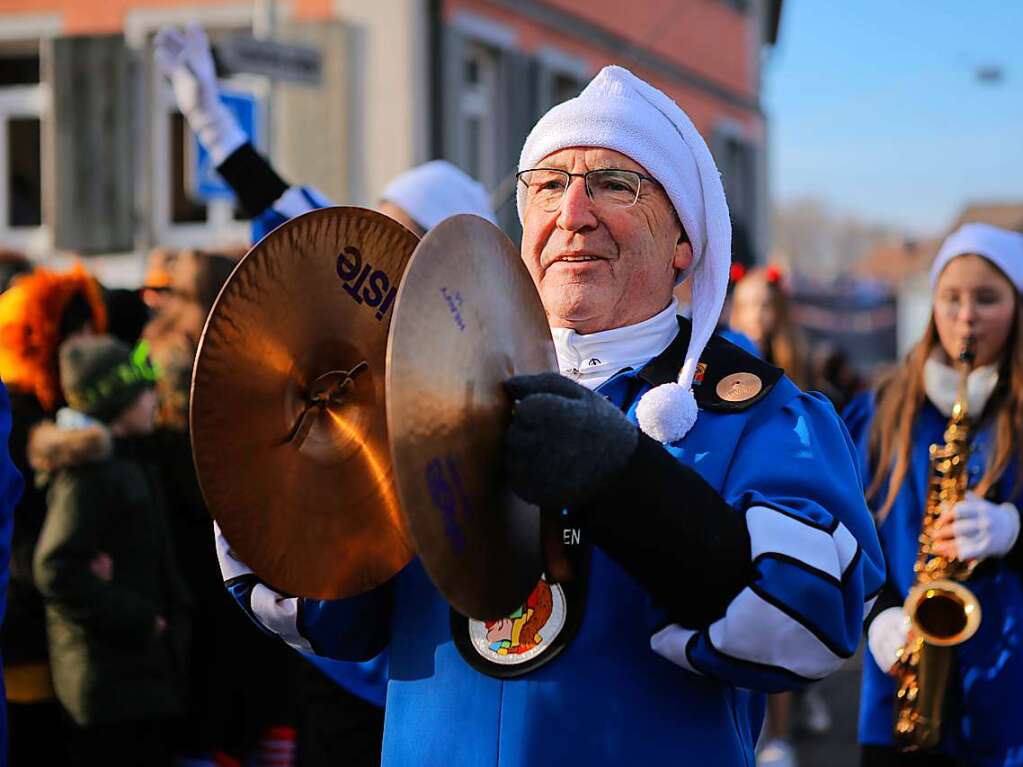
[0,0,780,283]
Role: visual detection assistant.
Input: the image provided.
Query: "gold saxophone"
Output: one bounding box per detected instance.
[892,343,982,750]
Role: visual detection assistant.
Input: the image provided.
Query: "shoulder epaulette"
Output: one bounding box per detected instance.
[637,318,784,413]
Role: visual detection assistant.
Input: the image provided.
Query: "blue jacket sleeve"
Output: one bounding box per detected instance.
[840,390,876,476]
[650,391,885,692]
[213,141,334,243]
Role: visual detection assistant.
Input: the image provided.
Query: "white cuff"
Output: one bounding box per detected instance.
[214,522,254,581]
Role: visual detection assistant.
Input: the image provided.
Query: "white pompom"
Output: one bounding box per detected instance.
[635,383,698,443]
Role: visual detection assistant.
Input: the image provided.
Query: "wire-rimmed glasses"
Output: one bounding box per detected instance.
[516,168,657,212]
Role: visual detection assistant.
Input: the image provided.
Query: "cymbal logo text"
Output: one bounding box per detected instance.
[425,454,474,555]
[336,246,398,321]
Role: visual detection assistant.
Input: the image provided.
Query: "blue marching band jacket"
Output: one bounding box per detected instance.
[216,144,885,763]
[844,392,1023,767]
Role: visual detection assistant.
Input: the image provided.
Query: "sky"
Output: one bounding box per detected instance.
[763,2,1023,237]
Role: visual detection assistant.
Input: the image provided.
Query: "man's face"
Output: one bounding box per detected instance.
[520,147,693,334]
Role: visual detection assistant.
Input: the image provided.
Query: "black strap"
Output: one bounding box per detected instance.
[581,432,753,629]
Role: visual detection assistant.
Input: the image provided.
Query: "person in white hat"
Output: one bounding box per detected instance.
[845,222,1023,766]
[206,63,884,766]
[154,24,495,245]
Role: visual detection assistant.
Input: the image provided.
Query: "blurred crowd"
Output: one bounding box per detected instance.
[0,249,321,766]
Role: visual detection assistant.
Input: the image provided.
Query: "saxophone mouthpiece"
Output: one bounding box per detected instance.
[959,338,977,367]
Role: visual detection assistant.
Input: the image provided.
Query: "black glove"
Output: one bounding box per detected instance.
[505,372,753,629]
[504,372,639,509]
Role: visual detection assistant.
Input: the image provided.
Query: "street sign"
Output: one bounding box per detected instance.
[191,89,260,202]
[216,35,322,85]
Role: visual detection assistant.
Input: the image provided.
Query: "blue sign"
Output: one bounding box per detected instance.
[192,89,260,201]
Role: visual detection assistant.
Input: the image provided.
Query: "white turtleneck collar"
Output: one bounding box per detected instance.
[923,354,1000,418]
[551,299,680,390]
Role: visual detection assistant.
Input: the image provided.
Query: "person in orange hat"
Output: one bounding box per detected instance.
[0,264,106,764]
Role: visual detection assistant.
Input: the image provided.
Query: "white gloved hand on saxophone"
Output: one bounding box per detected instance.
[932,492,1021,561]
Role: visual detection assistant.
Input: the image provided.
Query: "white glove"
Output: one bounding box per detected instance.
[868,606,909,674]
[213,521,254,581]
[154,24,246,165]
[950,492,1021,560]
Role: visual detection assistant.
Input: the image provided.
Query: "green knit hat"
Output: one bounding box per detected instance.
[59,336,159,423]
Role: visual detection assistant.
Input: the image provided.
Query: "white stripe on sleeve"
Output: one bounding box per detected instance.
[272,186,332,219]
[833,521,860,576]
[746,506,842,578]
[708,588,843,679]
[863,595,879,620]
[650,624,702,675]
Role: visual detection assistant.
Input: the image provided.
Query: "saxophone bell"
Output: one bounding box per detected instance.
[905,579,980,647]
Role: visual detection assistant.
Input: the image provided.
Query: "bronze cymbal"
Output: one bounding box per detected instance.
[190,207,419,599]
[385,214,557,620]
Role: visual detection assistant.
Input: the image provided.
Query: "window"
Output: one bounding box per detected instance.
[714,126,760,263]
[7,116,41,227]
[457,42,498,188]
[0,48,46,253]
[551,72,583,105]
[169,111,208,223]
[535,47,588,112]
[0,55,40,87]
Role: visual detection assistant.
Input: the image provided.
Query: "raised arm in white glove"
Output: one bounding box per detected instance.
[154,24,247,165]
[867,606,910,674]
[932,492,1021,561]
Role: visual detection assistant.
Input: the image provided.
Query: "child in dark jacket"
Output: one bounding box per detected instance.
[33,335,190,767]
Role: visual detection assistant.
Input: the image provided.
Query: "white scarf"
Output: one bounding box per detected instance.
[552,299,679,391]
[923,356,1000,418]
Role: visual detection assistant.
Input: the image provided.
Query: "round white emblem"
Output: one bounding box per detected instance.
[467,577,568,665]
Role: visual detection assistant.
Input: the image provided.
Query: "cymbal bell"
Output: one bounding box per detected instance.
[190,207,419,599]
[386,214,557,620]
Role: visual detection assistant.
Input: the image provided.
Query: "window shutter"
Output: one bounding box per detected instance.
[51,34,134,253]
[495,50,537,237]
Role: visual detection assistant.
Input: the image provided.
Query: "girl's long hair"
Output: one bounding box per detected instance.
[867,299,1023,523]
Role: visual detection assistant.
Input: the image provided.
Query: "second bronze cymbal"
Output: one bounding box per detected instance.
[386,214,557,620]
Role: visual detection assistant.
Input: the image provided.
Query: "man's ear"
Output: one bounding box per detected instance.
[673,238,694,275]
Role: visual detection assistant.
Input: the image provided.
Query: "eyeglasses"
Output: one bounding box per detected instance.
[516,168,657,212]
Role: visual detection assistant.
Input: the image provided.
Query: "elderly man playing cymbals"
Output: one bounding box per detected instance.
[219,66,884,765]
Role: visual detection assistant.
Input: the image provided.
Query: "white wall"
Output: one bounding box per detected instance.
[334,0,429,205]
